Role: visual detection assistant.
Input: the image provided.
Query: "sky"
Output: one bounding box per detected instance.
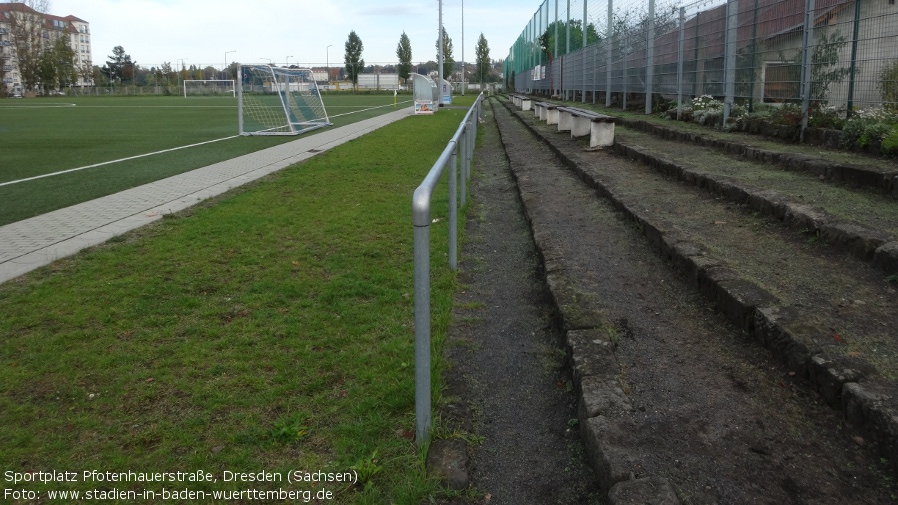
[47,0,537,70]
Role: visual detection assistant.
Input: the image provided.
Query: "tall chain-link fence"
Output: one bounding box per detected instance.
[506,0,898,122]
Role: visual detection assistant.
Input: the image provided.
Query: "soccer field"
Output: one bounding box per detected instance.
[0,93,412,226]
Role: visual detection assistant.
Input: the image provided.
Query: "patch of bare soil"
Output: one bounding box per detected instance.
[435,102,603,504]
[486,97,898,504]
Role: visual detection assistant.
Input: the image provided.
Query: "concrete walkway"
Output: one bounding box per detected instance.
[0,108,412,285]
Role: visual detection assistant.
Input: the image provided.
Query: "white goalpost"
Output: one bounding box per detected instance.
[183,79,236,97]
[237,65,331,136]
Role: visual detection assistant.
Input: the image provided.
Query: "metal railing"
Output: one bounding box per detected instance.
[412,93,484,447]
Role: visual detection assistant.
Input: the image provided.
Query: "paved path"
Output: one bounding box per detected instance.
[0,108,411,285]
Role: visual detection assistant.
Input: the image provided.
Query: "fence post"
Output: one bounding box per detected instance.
[723,0,738,125]
[846,0,862,117]
[623,30,629,110]
[800,0,815,142]
[563,0,570,100]
[677,7,685,119]
[645,0,655,114]
[593,45,599,104]
[606,0,613,107]
[748,0,760,112]
[583,0,589,103]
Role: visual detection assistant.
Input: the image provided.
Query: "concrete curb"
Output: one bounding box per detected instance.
[499,97,898,481]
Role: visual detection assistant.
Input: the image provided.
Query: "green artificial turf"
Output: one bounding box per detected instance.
[0,93,413,226]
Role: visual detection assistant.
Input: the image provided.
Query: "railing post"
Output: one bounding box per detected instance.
[449,143,458,271]
[412,191,432,449]
[461,123,469,208]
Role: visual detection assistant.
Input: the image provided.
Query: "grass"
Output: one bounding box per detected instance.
[0,96,478,503]
[0,93,413,226]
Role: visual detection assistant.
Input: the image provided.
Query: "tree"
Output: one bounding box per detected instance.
[36,35,76,92]
[103,46,136,85]
[475,33,491,84]
[225,62,240,80]
[435,27,454,79]
[6,0,51,91]
[418,61,438,76]
[540,20,601,60]
[396,32,413,84]
[344,30,364,91]
[77,63,93,88]
[92,65,109,87]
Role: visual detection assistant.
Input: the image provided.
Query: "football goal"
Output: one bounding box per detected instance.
[238,65,331,136]
[183,79,236,97]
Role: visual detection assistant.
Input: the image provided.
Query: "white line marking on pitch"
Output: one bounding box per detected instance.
[329,100,412,118]
[0,103,412,188]
[0,136,238,188]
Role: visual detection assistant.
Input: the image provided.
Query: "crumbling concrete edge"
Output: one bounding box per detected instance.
[499,96,898,479]
[617,117,898,197]
[610,141,898,275]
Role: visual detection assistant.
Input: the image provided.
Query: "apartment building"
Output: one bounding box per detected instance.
[0,2,92,92]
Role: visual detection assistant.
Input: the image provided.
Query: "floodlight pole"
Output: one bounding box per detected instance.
[438,0,444,106]
[327,44,332,92]
[224,50,235,79]
[177,58,188,92]
[461,0,465,96]
[286,56,293,66]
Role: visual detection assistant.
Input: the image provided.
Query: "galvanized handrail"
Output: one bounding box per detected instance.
[412,93,484,448]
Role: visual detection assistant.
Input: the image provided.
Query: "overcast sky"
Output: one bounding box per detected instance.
[48,0,536,69]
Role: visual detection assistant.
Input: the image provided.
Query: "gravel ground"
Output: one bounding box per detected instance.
[435,100,603,504]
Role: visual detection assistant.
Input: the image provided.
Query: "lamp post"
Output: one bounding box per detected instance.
[177,58,188,91]
[461,0,465,95]
[286,55,293,67]
[438,0,443,107]
[326,44,332,92]
[224,50,235,78]
[261,57,272,66]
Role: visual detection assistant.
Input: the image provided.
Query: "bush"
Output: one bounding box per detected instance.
[692,95,723,111]
[769,103,803,126]
[845,107,898,151]
[882,127,898,156]
[808,105,844,129]
[879,60,898,113]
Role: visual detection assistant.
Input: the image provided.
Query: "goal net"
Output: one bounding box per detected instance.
[238,65,331,136]
[183,79,236,97]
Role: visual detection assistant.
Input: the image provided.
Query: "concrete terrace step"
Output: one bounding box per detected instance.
[497,96,898,490]
[608,129,898,275]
